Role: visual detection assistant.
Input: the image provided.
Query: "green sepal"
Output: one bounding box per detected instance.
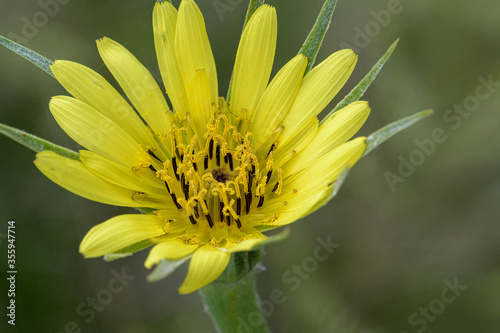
[135,207,157,214]
[321,38,400,124]
[147,257,189,282]
[0,123,79,160]
[364,109,434,156]
[299,0,339,74]
[0,35,54,78]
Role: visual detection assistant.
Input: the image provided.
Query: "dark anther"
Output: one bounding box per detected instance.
[266,143,276,158]
[147,149,162,162]
[209,139,214,159]
[251,164,256,175]
[226,215,231,226]
[206,213,214,228]
[193,162,198,172]
[172,157,180,181]
[204,155,209,169]
[236,197,241,215]
[235,219,242,228]
[193,200,200,218]
[171,192,182,209]
[189,215,197,225]
[248,173,254,189]
[181,174,189,200]
[148,164,157,172]
[245,192,252,214]
[257,196,265,208]
[272,181,280,193]
[224,154,228,164]
[216,145,221,166]
[219,203,224,222]
[265,170,273,184]
[227,153,234,171]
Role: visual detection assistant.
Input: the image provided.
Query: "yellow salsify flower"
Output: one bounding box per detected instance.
[33,0,370,294]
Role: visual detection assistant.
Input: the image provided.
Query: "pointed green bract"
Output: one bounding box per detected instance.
[0,123,79,160]
[0,35,54,78]
[147,258,190,282]
[299,0,338,74]
[364,109,434,156]
[320,38,400,124]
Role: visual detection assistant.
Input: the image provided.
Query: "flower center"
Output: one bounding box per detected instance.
[146,113,284,231]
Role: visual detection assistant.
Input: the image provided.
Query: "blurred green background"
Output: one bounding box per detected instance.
[1,0,499,332]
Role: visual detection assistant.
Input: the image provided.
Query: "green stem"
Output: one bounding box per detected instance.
[199,250,269,333]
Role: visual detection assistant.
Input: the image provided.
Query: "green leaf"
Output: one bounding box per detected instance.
[0,35,54,78]
[0,123,79,160]
[321,38,400,124]
[147,257,189,282]
[364,109,434,156]
[299,0,338,74]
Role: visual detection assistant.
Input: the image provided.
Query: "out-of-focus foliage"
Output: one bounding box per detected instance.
[0,0,499,332]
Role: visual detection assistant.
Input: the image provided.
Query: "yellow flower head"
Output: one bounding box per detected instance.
[34,0,370,294]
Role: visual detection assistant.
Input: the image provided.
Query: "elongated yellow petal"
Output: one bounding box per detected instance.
[34,151,139,207]
[284,137,366,190]
[250,54,308,149]
[145,239,198,268]
[222,234,268,253]
[272,114,318,166]
[285,101,370,175]
[80,214,167,258]
[281,49,357,141]
[178,244,230,294]
[97,37,171,135]
[175,0,218,103]
[50,60,162,157]
[80,150,165,195]
[153,2,189,116]
[49,96,144,167]
[186,69,214,139]
[230,5,277,120]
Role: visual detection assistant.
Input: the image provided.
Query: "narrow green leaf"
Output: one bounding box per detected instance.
[0,123,79,160]
[0,35,54,78]
[299,0,338,74]
[364,109,434,156]
[147,257,190,282]
[321,38,400,125]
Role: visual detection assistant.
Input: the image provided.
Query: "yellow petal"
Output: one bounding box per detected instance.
[273,114,318,166]
[178,243,230,294]
[153,2,189,116]
[97,37,171,135]
[49,96,143,167]
[50,60,162,156]
[250,54,308,149]
[230,5,277,120]
[80,214,167,258]
[145,239,198,269]
[175,0,218,103]
[221,235,268,253]
[80,150,165,194]
[281,49,357,141]
[284,101,370,175]
[284,137,366,190]
[186,69,214,139]
[34,151,138,207]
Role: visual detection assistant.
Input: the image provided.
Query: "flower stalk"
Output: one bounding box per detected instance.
[199,250,269,333]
